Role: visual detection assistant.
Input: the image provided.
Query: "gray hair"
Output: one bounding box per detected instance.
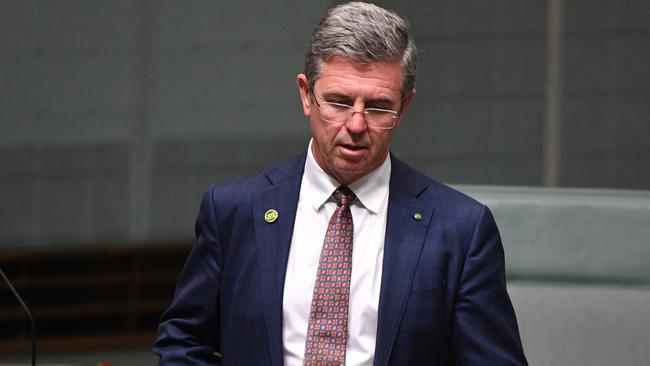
[304,2,417,96]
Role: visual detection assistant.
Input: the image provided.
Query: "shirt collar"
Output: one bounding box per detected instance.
[303,139,391,214]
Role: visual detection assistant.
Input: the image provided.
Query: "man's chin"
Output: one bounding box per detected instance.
[334,157,367,171]
[330,160,371,183]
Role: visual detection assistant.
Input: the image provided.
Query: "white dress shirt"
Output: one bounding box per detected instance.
[282,140,391,366]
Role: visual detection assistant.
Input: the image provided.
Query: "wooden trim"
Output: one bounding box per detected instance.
[0,244,191,352]
[0,332,157,354]
[0,243,191,262]
[0,300,169,321]
[9,271,178,289]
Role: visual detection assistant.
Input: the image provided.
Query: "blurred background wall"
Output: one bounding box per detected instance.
[1,0,648,248]
[0,0,648,363]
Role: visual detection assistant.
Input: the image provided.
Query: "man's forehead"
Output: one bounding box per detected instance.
[315,56,404,97]
[320,56,403,74]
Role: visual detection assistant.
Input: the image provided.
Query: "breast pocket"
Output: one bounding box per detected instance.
[405,252,450,312]
[405,278,446,312]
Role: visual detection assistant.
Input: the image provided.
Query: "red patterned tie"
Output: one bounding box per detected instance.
[303,186,356,365]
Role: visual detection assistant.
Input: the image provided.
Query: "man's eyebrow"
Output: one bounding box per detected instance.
[321,91,351,101]
[365,98,396,108]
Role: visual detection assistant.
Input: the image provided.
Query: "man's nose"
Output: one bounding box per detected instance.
[345,110,367,133]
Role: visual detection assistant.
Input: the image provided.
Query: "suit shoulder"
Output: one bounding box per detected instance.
[392,158,498,256]
[204,152,306,204]
[392,157,486,211]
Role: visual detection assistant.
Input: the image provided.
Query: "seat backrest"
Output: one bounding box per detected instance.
[456,186,650,285]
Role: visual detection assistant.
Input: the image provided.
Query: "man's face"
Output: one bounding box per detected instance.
[297,56,415,185]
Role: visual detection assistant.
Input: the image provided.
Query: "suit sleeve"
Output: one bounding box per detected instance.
[154,189,223,365]
[451,205,528,366]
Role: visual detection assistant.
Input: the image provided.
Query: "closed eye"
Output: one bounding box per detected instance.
[325,101,353,110]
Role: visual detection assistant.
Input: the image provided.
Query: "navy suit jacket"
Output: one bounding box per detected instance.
[154,153,527,365]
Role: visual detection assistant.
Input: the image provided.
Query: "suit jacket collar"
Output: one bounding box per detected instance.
[374,155,436,366]
[252,153,307,366]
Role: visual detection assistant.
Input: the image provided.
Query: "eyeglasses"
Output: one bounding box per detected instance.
[311,94,399,130]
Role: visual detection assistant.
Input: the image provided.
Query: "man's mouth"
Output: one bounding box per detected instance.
[340,144,366,151]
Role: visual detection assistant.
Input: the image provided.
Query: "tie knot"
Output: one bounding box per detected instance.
[333,186,356,208]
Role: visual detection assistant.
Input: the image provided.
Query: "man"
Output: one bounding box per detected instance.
[155,2,527,365]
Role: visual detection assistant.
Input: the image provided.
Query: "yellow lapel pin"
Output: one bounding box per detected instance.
[264,209,279,223]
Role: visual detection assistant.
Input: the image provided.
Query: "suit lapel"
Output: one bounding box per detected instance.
[374,157,435,366]
[252,155,305,366]
[249,153,434,365]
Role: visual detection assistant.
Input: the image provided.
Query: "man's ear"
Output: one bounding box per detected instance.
[394,88,416,129]
[296,74,312,117]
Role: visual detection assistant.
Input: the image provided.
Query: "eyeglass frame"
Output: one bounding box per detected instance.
[309,93,402,130]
